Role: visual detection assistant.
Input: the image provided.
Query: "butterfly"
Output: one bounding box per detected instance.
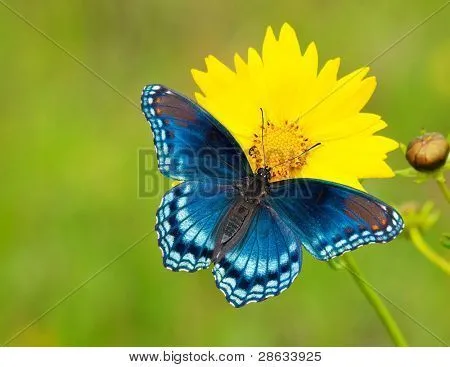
[141,84,404,307]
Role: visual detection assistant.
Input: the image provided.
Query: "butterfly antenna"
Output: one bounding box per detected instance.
[260,108,267,167]
[271,142,322,169]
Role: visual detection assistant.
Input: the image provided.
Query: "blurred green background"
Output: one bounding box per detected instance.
[0,0,449,346]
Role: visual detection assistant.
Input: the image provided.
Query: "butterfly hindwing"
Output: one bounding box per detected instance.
[213,203,302,307]
[156,181,237,272]
[141,85,251,181]
[268,179,404,260]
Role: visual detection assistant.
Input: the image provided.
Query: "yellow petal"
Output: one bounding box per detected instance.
[234,53,247,75]
[262,26,278,67]
[279,23,302,62]
[303,135,398,182]
[205,55,235,88]
[304,113,387,142]
[303,42,318,79]
[191,69,211,96]
[317,58,341,88]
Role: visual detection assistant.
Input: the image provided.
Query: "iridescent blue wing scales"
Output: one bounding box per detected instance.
[213,203,302,307]
[268,179,404,260]
[141,85,251,181]
[156,181,237,272]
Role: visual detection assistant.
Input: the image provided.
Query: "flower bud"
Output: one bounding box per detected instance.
[405,132,449,172]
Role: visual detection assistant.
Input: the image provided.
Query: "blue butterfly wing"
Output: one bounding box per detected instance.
[213,203,302,307]
[141,85,251,181]
[156,180,237,272]
[268,179,404,260]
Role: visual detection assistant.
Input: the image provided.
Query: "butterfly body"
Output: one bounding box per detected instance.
[141,84,404,307]
[212,167,271,262]
[212,197,257,263]
[239,167,272,200]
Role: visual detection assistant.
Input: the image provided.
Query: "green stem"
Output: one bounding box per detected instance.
[436,178,450,204]
[341,253,408,347]
[409,227,450,275]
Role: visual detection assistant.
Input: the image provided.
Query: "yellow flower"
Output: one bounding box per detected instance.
[192,23,398,190]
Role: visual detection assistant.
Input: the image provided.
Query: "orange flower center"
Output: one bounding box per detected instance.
[249,120,315,180]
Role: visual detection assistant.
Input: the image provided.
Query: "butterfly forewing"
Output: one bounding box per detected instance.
[141,85,251,181]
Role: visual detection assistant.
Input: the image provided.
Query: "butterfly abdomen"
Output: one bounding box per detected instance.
[222,205,250,243]
[212,199,257,263]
